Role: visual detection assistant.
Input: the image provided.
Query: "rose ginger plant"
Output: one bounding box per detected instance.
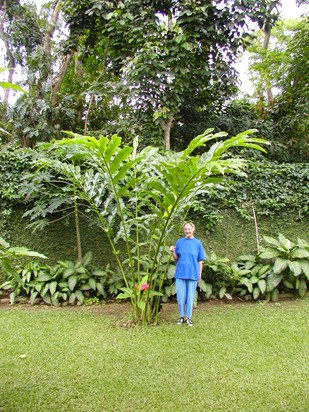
[37,129,268,324]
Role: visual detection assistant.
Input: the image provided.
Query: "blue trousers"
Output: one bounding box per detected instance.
[176,279,197,319]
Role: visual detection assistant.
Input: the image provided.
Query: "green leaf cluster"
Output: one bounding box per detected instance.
[198,234,308,302]
[0,251,109,306]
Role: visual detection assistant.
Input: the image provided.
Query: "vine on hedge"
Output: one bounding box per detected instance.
[195,159,309,231]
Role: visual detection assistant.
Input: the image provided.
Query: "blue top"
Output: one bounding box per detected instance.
[174,237,205,281]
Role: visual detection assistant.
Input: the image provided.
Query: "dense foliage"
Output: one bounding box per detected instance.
[2,233,308,305]
[247,18,309,162]
[0,144,308,228]
[194,159,309,232]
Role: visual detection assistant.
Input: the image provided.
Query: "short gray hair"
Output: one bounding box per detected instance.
[183,221,195,231]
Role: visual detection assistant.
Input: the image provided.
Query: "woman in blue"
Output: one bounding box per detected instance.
[170,222,205,326]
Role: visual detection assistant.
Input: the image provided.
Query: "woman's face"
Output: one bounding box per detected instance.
[183,224,194,238]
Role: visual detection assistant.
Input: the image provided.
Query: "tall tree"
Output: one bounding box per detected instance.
[0,0,78,146]
[248,18,309,161]
[0,0,41,102]
[63,0,281,149]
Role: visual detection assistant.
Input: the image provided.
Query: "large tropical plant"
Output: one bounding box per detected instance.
[39,129,267,324]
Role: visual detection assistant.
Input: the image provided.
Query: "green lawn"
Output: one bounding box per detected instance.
[0,300,308,412]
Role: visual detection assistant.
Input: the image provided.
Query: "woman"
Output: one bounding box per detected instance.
[170,222,205,326]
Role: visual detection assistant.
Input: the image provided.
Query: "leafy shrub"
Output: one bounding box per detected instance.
[259,234,309,300]
[199,252,234,300]
[0,144,37,210]
[234,234,309,301]
[0,236,47,298]
[0,251,109,305]
[235,254,272,300]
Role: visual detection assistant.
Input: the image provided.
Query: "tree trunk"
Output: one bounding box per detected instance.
[37,0,62,99]
[51,52,74,106]
[0,0,16,103]
[164,114,173,150]
[84,93,94,134]
[263,26,273,105]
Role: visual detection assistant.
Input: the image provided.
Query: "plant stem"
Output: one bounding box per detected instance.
[252,203,260,253]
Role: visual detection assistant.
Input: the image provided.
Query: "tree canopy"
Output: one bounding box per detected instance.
[1,0,308,161]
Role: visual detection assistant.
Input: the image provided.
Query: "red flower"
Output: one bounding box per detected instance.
[140,282,149,291]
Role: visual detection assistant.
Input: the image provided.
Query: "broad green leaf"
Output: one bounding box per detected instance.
[41,283,50,297]
[88,278,96,290]
[250,276,259,284]
[0,237,10,248]
[253,287,260,300]
[92,269,106,277]
[112,160,136,184]
[117,287,134,297]
[104,135,122,163]
[219,287,226,299]
[239,277,253,292]
[271,288,279,302]
[273,257,288,274]
[0,281,12,290]
[63,268,75,278]
[298,279,307,297]
[238,254,255,261]
[167,264,176,279]
[37,274,52,282]
[51,296,60,306]
[116,292,132,299]
[258,265,271,276]
[96,283,105,295]
[283,280,294,289]
[181,129,215,158]
[0,81,27,93]
[288,261,302,277]
[267,273,283,291]
[148,291,163,297]
[278,233,294,250]
[68,276,78,291]
[75,290,84,303]
[109,146,133,174]
[257,279,266,294]
[8,247,47,259]
[79,283,91,290]
[299,260,309,279]
[259,248,281,259]
[81,251,93,267]
[290,248,309,259]
[49,281,58,295]
[262,236,281,247]
[30,291,38,305]
[137,301,146,311]
[42,292,51,304]
[69,292,76,304]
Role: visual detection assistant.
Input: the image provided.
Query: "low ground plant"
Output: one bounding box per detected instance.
[260,233,309,299]
[0,251,108,305]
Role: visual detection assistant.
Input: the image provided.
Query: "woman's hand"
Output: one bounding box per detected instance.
[169,245,176,253]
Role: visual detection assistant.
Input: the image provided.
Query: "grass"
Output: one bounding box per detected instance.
[0,300,308,412]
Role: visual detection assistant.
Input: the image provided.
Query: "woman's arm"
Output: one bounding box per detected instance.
[198,261,203,282]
